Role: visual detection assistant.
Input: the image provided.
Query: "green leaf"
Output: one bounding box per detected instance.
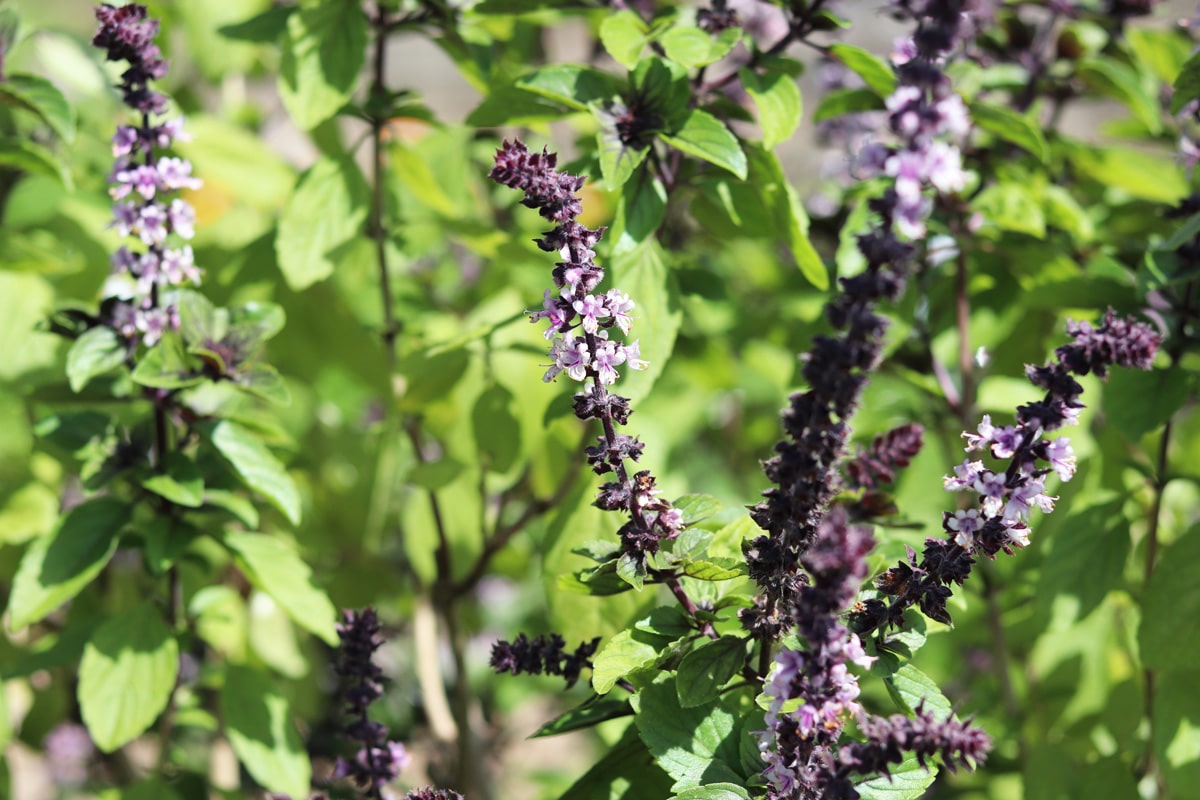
[559,723,674,800]
[223,531,338,645]
[1035,500,1129,622]
[532,696,633,738]
[396,346,472,412]
[660,110,747,179]
[676,636,745,708]
[971,182,1046,238]
[855,755,938,800]
[740,68,802,149]
[141,454,205,508]
[221,665,312,800]
[407,457,465,490]
[968,102,1050,163]
[1127,27,1192,85]
[1066,144,1188,204]
[0,73,75,141]
[600,11,649,69]
[673,494,723,526]
[884,663,953,721]
[204,421,302,526]
[748,145,827,289]
[278,0,367,129]
[1171,49,1200,114]
[78,603,178,752]
[248,592,308,679]
[829,43,896,97]
[0,137,72,189]
[1104,367,1190,441]
[1153,669,1200,798]
[631,673,745,788]
[681,558,746,581]
[610,165,666,250]
[1040,184,1095,242]
[592,629,662,694]
[616,552,648,590]
[7,498,128,630]
[1140,524,1200,672]
[66,327,127,393]
[1079,59,1162,135]
[130,333,204,390]
[660,25,740,69]
[472,384,521,472]
[218,6,295,43]
[813,87,884,122]
[671,785,751,800]
[203,489,260,529]
[634,606,694,639]
[1162,211,1200,251]
[517,65,623,111]
[276,155,370,291]
[597,126,650,191]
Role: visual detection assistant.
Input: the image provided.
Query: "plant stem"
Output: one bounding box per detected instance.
[370,8,398,369]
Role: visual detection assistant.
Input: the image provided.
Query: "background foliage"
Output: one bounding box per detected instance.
[0,1,1198,799]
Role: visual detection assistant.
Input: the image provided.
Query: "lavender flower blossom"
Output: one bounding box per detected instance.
[855,310,1161,632]
[757,508,991,798]
[334,608,409,798]
[490,141,681,563]
[93,3,201,347]
[489,632,601,689]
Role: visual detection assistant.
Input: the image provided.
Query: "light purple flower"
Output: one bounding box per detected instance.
[167,198,195,239]
[605,290,635,335]
[943,458,984,491]
[1045,438,1076,481]
[573,294,606,334]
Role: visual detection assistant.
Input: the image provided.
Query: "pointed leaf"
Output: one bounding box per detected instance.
[78,603,178,752]
[830,43,896,97]
[600,11,649,69]
[814,87,885,122]
[8,499,128,630]
[660,109,747,179]
[516,65,623,111]
[676,636,746,708]
[204,421,301,526]
[0,136,72,189]
[141,453,205,508]
[66,327,127,392]
[472,384,521,472]
[532,696,632,738]
[671,785,751,800]
[276,156,370,290]
[631,673,745,788]
[592,629,661,694]
[221,665,312,800]
[0,73,75,141]
[855,755,938,799]
[969,102,1050,163]
[1140,524,1200,672]
[278,0,367,129]
[223,531,338,645]
[681,558,746,581]
[740,68,802,148]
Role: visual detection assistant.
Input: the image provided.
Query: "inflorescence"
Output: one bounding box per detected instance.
[854,309,1161,633]
[93,3,201,347]
[489,633,601,689]
[490,141,683,563]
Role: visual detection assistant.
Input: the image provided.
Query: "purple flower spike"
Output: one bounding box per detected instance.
[93,3,202,347]
[855,310,1160,634]
[491,140,677,563]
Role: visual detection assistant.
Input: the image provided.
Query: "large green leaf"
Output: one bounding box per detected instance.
[141,453,205,509]
[1066,144,1188,204]
[1079,58,1162,135]
[969,102,1050,163]
[1103,367,1190,441]
[7,498,128,630]
[748,145,828,290]
[600,11,649,69]
[660,110,747,179]
[0,136,72,189]
[631,673,745,788]
[592,629,663,694]
[0,73,75,141]
[972,182,1046,238]
[1036,500,1129,621]
[204,421,302,526]
[532,696,633,738]
[855,755,938,800]
[1171,49,1200,114]
[66,326,127,392]
[276,155,370,291]
[471,383,521,472]
[740,68,802,149]
[1140,524,1200,672]
[671,785,751,800]
[559,723,675,800]
[676,636,745,708]
[78,603,178,752]
[516,65,623,112]
[610,166,666,251]
[813,88,885,122]
[277,0,367,129]
[223,531,338,645]
[221,665,312,800]
[829,43,896,97]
